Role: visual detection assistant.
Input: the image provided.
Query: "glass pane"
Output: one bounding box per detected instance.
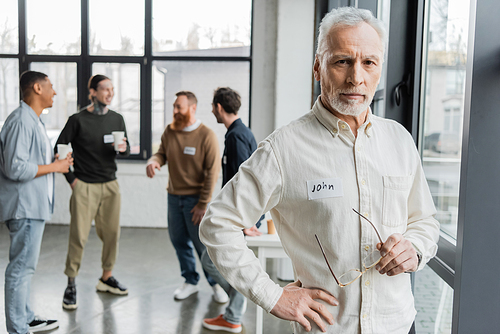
[152,60,250,154]
[27,0,81,55]
[0,59,19,131]
[90,0,144,56]
[30,62,78,146]
[92,63,140,155]
[152,0,251,57]
[414,266,453,333]
[371,0,391,117]
[420,0,470,239]
[0,0,18,54]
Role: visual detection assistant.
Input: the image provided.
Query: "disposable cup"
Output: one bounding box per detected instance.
[57,144,71,160]
[267,219,276,235]
[112,131,125,151]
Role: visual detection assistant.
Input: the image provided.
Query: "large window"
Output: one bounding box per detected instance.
[0,0,253,159]
[420,0,469,240]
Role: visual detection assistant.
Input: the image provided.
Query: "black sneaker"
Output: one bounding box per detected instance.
[62,284,77,310]
[29,317,59,332]
[96,276,128,295]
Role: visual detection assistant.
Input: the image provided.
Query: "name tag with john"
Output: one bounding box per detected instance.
[307,178,343,200]
[103,134,114,144]
[184,147,196,156]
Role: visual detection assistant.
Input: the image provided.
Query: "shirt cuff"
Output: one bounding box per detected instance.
[250,280,283,313]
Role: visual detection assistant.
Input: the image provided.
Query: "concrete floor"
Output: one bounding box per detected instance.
[0,224,291,334]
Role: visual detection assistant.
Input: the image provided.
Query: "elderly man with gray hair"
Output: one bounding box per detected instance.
[200,6,439,334]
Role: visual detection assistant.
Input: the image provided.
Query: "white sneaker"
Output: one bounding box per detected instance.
[212,283,229,303]
[174,283,199,300]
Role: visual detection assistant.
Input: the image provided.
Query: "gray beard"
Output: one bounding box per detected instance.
[324,88,373,117]
[329,95,370,117]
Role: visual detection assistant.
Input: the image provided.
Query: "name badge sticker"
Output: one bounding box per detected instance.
[184,147,196,155]
[103,134,114,144]
[307,178,343,200]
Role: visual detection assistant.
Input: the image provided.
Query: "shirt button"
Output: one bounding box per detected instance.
[365,280,370,286]
[341,124,346,129]
[357,146,361,152]
[365,245,370,251]
[361,179,366,185]
[363,314,368,319]
[363,212,369,218]
[333,129,338,133]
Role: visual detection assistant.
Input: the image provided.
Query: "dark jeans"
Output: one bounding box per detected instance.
[167,193,216,286]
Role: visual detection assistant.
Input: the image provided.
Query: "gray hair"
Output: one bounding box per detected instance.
[316,7,387,58]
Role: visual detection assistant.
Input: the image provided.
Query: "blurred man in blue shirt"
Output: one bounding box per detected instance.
[201,87,262,333]
[0,71,72,334]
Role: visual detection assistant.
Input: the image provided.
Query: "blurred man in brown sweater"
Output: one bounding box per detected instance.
[146,91,227,303]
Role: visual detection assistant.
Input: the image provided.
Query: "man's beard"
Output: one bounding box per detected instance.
[326,88,373,117]
[172,112,191,131]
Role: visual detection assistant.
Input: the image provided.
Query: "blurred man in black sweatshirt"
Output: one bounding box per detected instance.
[55,74,130,311]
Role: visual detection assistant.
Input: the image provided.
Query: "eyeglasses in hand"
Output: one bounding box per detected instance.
[315,208,384,287]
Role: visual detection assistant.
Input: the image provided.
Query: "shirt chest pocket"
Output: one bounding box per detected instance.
[382,175,413,227]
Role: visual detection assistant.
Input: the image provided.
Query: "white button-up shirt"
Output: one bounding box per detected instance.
[200,98,440,334]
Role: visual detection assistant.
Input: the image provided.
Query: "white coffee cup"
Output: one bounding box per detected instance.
[57,144,71,160]
[112,131,125,151]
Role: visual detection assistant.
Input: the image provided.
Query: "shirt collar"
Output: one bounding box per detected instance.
[20,100,40,123]
[227,118,242,133]
[182,119,202,132]
[312,97,374,138]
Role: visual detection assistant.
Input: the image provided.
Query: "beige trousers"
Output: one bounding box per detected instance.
[64,179,121,277]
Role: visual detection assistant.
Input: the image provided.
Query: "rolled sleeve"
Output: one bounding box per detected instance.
[200,141,284,311]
